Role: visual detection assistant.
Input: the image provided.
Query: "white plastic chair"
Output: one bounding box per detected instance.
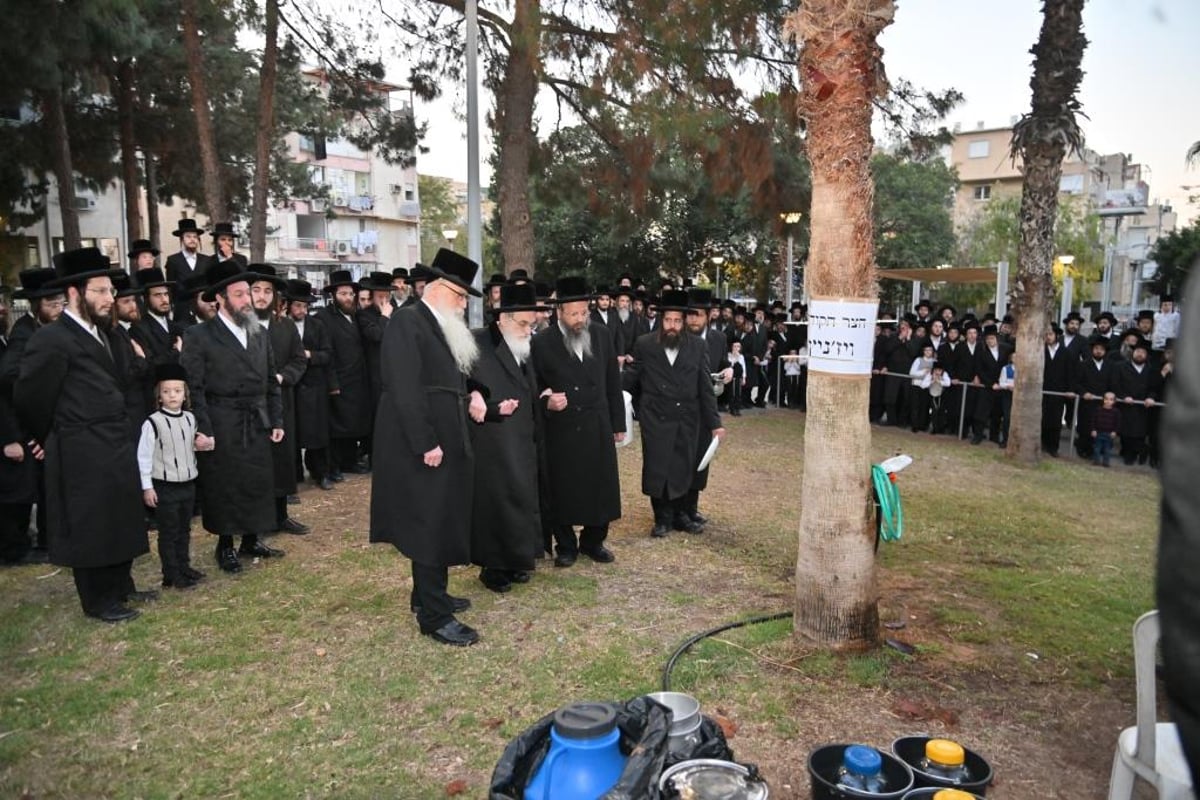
[1108,610,1195,800]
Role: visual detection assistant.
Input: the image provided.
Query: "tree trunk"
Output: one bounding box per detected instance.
[145,152,161,253]
[116,59,143,246]
[44,86,81,251]
[790,0,893,649]
[495,0,540,275]
[249,0,279,264]
[1006,0,1087,465]
[181,0,227,222]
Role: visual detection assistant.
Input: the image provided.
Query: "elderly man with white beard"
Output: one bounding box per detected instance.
[467,283,550,594]
[369,248,490,647]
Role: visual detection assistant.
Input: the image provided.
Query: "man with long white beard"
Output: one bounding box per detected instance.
[15,248,152,621]
[614,286,645,364]
[623,290,724,538]
[531,276,625,567]
[369,248,489,647]
[180,261,286,574]
[467,283,548,594]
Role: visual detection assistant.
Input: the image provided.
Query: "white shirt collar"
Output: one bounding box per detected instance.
[665,347,679,366]
[218,310,248,348]
[150,311,170,331]
[63,308,102,343]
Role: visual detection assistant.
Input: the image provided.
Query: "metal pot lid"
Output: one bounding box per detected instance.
[659,759,769,800]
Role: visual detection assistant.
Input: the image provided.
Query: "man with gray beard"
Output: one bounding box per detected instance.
[468,283,548,593]
[370,249,489,646]
[180,261,285,574]
[531,276,625,567]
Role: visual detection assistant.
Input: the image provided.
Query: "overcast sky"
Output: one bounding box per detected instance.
[404,0,1200,222]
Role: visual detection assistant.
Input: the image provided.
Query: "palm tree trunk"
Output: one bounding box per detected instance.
[249,0,279,263]
[181,0,227,222]
[495,0,540,274]
[43,86,82,251]
[116,59,143,245]
[1006,0,1087,465]
[790,0,893,648]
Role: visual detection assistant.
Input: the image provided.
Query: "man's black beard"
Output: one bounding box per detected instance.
[661,329,681,349]
[336,297,355,315]
[255,306,272,321]
[79,297,111,328]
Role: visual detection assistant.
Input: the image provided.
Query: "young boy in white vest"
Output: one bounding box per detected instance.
[137,363,206,589]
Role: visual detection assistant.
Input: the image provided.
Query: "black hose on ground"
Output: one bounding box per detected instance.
[661,611,794,691]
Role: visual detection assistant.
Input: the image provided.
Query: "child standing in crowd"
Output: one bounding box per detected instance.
[1091,391,1121,468]
[727,341,746,416]
[137,364,205,589]
[919,361,952,434]
[908,342,936,432]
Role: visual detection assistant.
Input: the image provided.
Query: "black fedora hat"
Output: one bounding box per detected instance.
[391,267,410,282]
[496,283,550,313]
[1136,309,1155,322]
[13,267,62,300]
[658,289,690,313]
[172,218,205,238]
[283,279,319,304]
[508,268,531,284]
[428,248,483,297]
[49,247,124,288]
[210,222,239,239]
[201,260,252,302]
[323,269,359,293]
[113,272,140,298]
[409,264,433,284]
[552,276,593,304]
[128,239,160,260]
[981,323,999,337]
[612,285,636,299]
[1063,311,1084,324]
[362,271,394,292]
[1097,311,1118,325]
[534,281,552,301]
[484,272,508,289]
[134,266,174,291]
[686,287,713,310]
[248,263,287,289]
[153,362,189,385]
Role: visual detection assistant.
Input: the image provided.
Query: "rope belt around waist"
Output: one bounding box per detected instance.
[206,394,267,448]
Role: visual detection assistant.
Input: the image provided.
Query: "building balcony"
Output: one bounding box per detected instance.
[272,234,381,262]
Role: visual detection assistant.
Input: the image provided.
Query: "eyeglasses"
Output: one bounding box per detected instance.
[86,286,117,297]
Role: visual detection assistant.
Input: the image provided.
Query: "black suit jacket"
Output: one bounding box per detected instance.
[164,251,213,286]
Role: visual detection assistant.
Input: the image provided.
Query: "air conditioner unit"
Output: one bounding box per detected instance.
[73,195,98,211]
[335,240,351,256]
[310,198,328,212]
[333,193,348,207]
[389,183,403,195]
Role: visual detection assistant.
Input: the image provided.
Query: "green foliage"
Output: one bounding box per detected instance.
[417,175,460,262]
[1148,222,1200,299]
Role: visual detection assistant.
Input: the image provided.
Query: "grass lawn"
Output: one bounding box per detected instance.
[0,409,1159,798]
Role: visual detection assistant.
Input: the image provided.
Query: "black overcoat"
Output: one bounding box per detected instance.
[624,332,720,499]
[180,318,283,536]
[357,305,389,421]
[369,302,476,566]
[1114,361,1155,439]
[530,323,624,526]
[267,316,307,496]
[590,308,625,360]
[164,251,212,286]
[112,323,152,442]
[316,307,371,439]
[0,328,37,505]
[469,325,541,571]
[14,316,148,568]
[294,315,334,449]
[690,328,727,493]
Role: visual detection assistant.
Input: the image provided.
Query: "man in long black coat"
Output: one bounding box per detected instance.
[180,261,285,574]
[369,249,487,647]
[356,271,396,465]
[250,266,309,534]
[469,283,547,594]
[589,287,625,361]
[14,248,151,621]
[970,325,1010,445]
[682,287,731,529]
[317,270,371,478]
[1114,337,1157,465]
[531,276,625,567]
[624,290,724,538]
[130,266,183,412]
[614,287,645,361]
[164,219,212,325]
[1041,325,1076,457]
[283,280,336,490]
[1073,335,1117,458]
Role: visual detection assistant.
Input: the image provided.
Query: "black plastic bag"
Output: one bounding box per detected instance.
[663,715,735,768]
[490,695,672,800]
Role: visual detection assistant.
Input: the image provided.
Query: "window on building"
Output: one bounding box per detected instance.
[967,140,990,159]
[1059,174,1085,194]
[296,214,326,242]
[404,185,415,201]
[973,185,992,201]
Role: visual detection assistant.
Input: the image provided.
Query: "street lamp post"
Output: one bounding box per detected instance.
[780,212,803,307]
[711,255,725,299]
[442,228,459,252]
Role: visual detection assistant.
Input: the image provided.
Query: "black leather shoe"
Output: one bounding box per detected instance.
[239,540,285,558]
[651,523,670,538]
[346,464,371,475]
[162,574,198,590]
[287,494,300,505]
[91,605,140,624]
[410,595,471,614]
[689,511,708,525]
[217,547,242,573]
[182,565,206,581]
[330,471,346,483]
[277,518,310,535]
[422,619,479,647]
[554,551,577,568]
[317,477,335,491]
[508,571,532,584]
[580,545,615,563]
[479,570,512,593]
[126,589,159,603]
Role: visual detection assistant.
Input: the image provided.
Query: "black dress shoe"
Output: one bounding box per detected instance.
[554,551,577,568]
[162,574,198,590]
[182,565,206,581]
[217,547,242,573]
[689,511,708,525]
[422,619,479,647]
[651,523,670,538]
[479,569,512,593]
[91,605,140,623]
[580,545,615,563]
[410,595,472,614]
[277,518,310,535]
[346,464,371,475]
[239,540,285,558]
[317,477,335,491]
[126,589,160,603]
[508,570,532,584]
[330,471,346,483]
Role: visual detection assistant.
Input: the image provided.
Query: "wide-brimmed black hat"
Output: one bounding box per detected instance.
[154,362,189,384]
[484,272,508,289]
[13,267,62,300]
[172,218,205,238]
[496,283,550,313]
[961,319,979,332]
[658,289,690,313]
[1097,311,1118,325]
[1063,311,1084,324]
[283,279,319,304]
[1162,295,1175,303]
[247,263,287,289]
[49,247,124,288]
[616,272,636,286]
[981,324,999,337]
[936,304,957,318]
[1088,333,1109,347]
[134,266,174,291]
[552,276,593,304]
[1131,336,1152,353]
[210,222,239,240]
[409,264,432,284]
[427,248,483,297]
[114,272,140,299]
[201,260,252,302]
[127,239,160,260]
[534,281,552,301]
[1136,309,1155,322]
[362,271,394,292]
[613,285,636,299]
[686,287,713,310]
[391,267,410,282]
[508,268,531,285]
[915,298,932,311]
[323,269,359,293]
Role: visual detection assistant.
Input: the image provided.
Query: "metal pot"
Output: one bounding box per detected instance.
[659,758,769,800]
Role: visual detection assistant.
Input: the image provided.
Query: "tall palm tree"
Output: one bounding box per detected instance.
[1005,0,1088,465]
[790,0,893,648]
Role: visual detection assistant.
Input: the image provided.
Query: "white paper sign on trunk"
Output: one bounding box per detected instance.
[806,298,879,376]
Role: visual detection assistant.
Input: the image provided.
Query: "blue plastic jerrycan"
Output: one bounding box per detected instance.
[524,703,627,800]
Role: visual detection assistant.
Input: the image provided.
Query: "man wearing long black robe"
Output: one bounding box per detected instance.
[682,288,731,528]
[284,280,335,489]
[317,270,371,477]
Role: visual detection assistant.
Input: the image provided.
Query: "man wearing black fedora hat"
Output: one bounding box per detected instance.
[589,286,625,362]
[316,269,372,478]
[391,267,412,306]
[1115,336,1159,465]
[174,272,219,330]
[357,271,399,467]
[369,248,488,646]
[179,259,286,573]
[531,275,626,567]
[211,222,249,267]
[130,266,183,377]
[14,248,153,621]
[469,282,549,594]
[165,220,212,325]
[283,279,336,490]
